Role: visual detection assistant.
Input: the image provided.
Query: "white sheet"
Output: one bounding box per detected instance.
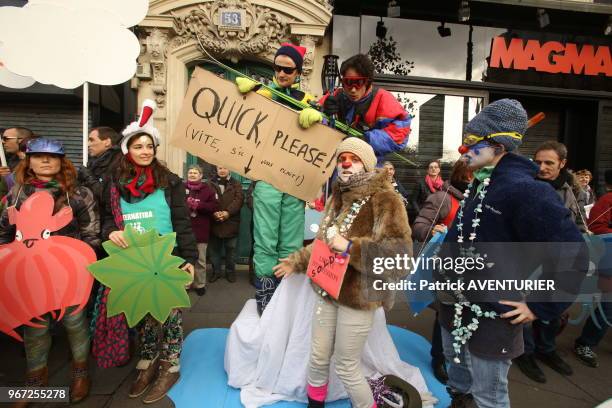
[224,274,436,408]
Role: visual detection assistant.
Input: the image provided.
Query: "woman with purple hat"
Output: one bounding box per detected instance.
[0,138,100,405]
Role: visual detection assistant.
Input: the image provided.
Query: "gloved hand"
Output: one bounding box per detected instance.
[298,108,323,129]
[236,77,259,94]
[322,94,340,116]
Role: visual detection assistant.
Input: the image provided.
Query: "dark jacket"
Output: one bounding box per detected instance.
[185,181,218,243]
[100,172,198,265]
[438,153,584,360]
[0,183,100,249]
[411,177,437,214]
[541,169,588,233]
[6,153,20,171]
[209,175,243,239]
[412,181,463,243]
[78,146,122,201]
[587,191,612,235]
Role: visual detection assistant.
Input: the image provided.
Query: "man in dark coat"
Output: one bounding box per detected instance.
[514,140,589,383]
[437,99,584,408]
[208,165,244,283]
[78,127,122,201]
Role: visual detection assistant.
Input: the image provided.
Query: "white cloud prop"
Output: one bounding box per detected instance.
[0,43,35,89]
[0,0,148,89]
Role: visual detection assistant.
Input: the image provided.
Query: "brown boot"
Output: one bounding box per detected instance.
[129,356,160,398]
[142,360,179,404]
[70,360,90,403]
[12,367,48,408]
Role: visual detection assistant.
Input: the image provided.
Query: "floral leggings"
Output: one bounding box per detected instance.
[139,309,183,366]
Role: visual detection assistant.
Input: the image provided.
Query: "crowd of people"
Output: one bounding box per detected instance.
[0,47,609,408]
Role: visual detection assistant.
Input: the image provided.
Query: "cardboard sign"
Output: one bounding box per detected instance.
[170,67,345,202]
[306,239,349,299]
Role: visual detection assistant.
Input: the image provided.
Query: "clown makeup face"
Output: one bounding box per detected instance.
[462,142,498,169]
[337,152,365,182]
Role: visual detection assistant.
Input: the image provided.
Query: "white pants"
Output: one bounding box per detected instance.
[308,296,376,408]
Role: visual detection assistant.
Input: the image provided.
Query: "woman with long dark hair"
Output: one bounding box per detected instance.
[99,101,197,404]
[0,138,99,406]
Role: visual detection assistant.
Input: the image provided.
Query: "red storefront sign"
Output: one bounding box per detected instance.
[490,36,611,77]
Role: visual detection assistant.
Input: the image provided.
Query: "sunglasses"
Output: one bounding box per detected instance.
[463,132,523,146]
[273,64,298,75]
[341,76,369,89]
[1,136,18,142]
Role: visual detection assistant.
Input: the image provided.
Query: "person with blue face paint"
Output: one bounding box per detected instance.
[438,99,584,408]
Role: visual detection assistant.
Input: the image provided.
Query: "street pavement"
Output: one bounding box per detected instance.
[1,266,610,408]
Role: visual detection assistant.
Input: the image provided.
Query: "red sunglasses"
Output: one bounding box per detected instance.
[341,76,369,89]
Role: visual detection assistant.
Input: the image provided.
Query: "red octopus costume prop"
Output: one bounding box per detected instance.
[0,191,96,341]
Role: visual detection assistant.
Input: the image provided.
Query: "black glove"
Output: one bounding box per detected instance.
[322,94,340,116]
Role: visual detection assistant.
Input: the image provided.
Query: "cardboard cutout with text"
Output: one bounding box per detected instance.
[306,239,349,299]
[0,191,96,341]
[171,67,345,202]
[88,226,192,327]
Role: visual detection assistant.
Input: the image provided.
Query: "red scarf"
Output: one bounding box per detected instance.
[425,174,443,193]
[124,154,155,197]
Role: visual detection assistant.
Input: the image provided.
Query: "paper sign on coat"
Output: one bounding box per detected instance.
[306,239,349,300]
[170,67,345,202]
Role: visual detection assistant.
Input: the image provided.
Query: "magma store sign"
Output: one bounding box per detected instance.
[489,36,611,77]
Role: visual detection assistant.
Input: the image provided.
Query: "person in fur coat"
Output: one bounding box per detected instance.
[273,137,412,408]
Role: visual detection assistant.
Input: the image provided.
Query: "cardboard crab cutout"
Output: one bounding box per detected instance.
[0,191,96,341]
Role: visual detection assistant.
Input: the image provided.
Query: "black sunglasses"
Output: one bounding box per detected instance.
[273,64,298,75]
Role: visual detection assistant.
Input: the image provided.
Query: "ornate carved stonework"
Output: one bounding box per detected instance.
[297,35,317,92]
[172,0,290,62]
[140,28,169,108]
[316,0,334,11]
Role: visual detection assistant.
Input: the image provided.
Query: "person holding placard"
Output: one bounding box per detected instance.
[273,137,412,408]
[235,42,317,314]
[98,100,197,404]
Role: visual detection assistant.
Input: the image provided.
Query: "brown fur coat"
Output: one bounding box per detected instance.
[288,170,413,311]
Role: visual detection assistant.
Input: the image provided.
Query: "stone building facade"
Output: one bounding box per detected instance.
[134,0,333,175]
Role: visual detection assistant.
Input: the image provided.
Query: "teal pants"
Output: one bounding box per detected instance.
[253,181,305,278]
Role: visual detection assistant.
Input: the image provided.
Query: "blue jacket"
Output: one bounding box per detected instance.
[439,153,585,359]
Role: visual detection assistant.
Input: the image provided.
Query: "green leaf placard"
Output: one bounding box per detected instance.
[88,225,191,327]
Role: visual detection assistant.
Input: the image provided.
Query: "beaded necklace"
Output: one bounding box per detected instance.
[312,195,371,305]
[449,177,498,363]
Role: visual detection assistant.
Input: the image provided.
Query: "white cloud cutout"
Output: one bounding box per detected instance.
[0,43,35,89]
[0,0,149,89]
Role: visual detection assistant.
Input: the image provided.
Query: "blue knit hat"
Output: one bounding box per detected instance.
[464,98,528,152]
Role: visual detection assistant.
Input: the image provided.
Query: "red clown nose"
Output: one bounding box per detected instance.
[458,145,469,154]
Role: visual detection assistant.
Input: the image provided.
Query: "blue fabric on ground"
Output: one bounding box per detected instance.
[168,326,450,407]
